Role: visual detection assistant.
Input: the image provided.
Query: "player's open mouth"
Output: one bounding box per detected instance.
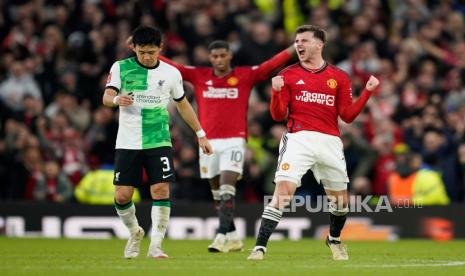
[297,49,305,56]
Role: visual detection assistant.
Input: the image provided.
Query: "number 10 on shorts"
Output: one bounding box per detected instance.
[231,151,243,162]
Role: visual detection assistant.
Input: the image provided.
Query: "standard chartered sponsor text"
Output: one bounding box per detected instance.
[133,94,162,104]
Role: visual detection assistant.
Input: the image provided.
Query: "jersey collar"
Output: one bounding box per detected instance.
[135,58,160,70]
[213,68,234,78]
[300,61,328,74]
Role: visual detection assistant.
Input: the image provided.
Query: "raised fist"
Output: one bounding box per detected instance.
[272,76,285,91]
[365,75,380,91]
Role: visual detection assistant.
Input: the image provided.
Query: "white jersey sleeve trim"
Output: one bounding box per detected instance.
[106,62,121,92]
[170,68,185,100]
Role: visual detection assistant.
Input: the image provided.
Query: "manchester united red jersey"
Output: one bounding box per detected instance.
[160,50,291,139]
[271,62,370,137]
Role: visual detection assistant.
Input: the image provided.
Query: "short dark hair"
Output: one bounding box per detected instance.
[132,25,162,47]
[295,25,326,43]
[208,40,229,51]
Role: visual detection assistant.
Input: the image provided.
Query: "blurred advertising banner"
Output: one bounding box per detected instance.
[0,202,464,240]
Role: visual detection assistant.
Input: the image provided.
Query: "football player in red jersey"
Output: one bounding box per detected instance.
[247,25,380,261]
[160,41,294,252]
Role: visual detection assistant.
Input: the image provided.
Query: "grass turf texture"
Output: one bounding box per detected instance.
[1,238,465,275]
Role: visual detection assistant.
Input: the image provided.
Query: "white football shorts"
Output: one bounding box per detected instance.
[199,137,246,179]
[275,131,349,191]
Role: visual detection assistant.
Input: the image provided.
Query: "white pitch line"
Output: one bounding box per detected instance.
[5,261,465,271]
[344,261,465,268]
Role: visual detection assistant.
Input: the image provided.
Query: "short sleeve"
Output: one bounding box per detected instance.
[106,62,121,92]
[171,69,185,101]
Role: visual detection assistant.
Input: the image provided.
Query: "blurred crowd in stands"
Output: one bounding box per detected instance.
[1,0,465,205]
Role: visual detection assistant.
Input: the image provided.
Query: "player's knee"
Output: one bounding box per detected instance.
[151,183,170,199]
[269,181,295,209]
[276,181,295,196]
[269,195,292,209]
[329,201,349,216]
[114,193,132,205]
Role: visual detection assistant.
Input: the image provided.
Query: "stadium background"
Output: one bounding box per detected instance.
[1,0,465,241]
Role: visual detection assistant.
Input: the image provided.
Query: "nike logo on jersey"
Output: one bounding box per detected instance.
[126,80,134,84]
[205,80,213,85]
[296,80,305,85]
[162,173,173,179]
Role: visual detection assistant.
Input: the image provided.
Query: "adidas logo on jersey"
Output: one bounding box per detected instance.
[296,80,305,85]
[205,80,213,85]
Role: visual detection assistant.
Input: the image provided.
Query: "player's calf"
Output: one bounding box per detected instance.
[246,206,282,260]
[326,200,349,260]
[148,199,171,258]
[209,184,236,253]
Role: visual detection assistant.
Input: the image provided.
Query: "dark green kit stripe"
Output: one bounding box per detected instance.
[114,200,133,210]
[152,201,171,207]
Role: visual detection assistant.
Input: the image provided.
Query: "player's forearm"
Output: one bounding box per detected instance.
[270,89,288,121]
[339,89,372,123]
[102,90,118,107]
[286,45,297,59]
[257,49,293,78]
[176,98,203,132]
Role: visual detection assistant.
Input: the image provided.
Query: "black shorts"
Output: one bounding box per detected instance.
[113,147,175,186]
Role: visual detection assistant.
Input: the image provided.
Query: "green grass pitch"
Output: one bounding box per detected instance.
[1,238,465,275]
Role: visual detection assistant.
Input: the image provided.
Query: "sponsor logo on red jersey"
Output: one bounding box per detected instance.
[202,87,238,99]
[296,91,335,106]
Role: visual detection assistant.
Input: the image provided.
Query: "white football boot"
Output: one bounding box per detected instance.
[247,247,265,261]
[326,236,349,260]
[208,233,228,253]
[147,244,169,259]
[124,226,144,259]
[225,231,244,252]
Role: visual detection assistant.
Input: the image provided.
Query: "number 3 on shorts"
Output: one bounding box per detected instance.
[160,157,170,172]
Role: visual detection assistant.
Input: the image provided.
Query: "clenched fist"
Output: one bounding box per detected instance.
[271,76,285,91]
[198,137,213,155]
[365,75,380,91]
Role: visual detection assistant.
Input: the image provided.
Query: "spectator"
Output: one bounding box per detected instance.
[388,148,450,206]
[33,159,73,202]
[0,60,41,111]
